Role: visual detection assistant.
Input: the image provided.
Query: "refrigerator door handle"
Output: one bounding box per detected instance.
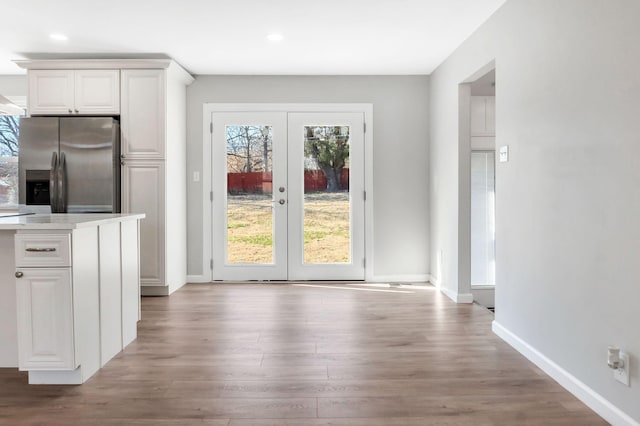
[58,152,67,213]
[50,151,58,212]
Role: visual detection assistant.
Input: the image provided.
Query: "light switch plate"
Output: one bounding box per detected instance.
[614,352,630,386]
[499,145,509,162]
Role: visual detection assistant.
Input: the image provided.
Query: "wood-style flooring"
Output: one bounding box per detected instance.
[0,282,607,425]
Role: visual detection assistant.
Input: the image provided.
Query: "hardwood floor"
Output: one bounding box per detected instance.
[0,283,607,425]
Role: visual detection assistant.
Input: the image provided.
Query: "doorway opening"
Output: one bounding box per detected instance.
[203,105,372,282]
[469,69,496,309]
[459,66,496,310]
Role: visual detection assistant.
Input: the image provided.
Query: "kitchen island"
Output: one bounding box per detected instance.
[0,213,144,384]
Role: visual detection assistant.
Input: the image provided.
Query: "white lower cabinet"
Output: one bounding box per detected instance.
[13,221,141,384]
[15,268,76,370]
[122,160,165,287]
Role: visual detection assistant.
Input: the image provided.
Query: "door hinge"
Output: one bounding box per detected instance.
[363,258,366,267]
[363,190,367,201]
[210,191,213,202]
[210,122,213,134]
[363,122,366,133]
[210,259,213,269]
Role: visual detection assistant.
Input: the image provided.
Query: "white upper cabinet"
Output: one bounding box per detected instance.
[120,69,165,159]
[470,96,495,137]
[28,70,74,115]
[73,70,120,114]
[29,70,120,115]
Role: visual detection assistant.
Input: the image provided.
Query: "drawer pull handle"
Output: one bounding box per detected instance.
[15,271,23,278]
[25,248,57,253]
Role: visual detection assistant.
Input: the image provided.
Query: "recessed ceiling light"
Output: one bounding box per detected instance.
[49,33,68,41]
[267,33,284,42]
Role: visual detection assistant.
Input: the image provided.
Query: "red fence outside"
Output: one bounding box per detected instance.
[227,169,349,194]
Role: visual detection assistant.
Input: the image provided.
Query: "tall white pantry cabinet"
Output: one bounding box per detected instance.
[18,59,194,295]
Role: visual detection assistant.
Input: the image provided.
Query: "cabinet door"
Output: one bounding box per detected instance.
[28,70,75,115]
[16,268,76,370]
[74,70,120,115]
[122,161,165,287]
[121,69,166,159]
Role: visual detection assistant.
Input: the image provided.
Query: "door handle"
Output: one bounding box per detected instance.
[278,199,285,205]
[15,271,23,278]
[58,152,67,213]
[50,152,58,212]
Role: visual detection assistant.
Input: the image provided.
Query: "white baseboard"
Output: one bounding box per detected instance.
[369,274,430,283]
[187,274,210,283]
[186,274,430,284]
[440,285,474,304]
[427,274,438,287]
[492,321,639,426]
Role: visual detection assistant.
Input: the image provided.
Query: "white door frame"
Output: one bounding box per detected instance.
[201,103,374,282]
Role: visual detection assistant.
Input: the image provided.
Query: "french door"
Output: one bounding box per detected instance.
[211,111,365,281]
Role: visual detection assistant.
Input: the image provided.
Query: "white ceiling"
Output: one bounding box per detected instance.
[0,0,506,76]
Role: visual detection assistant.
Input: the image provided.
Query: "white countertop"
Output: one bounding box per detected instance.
[0,213,145,230]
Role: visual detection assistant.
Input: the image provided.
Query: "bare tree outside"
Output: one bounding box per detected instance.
[0,115,20,205]
[226,125,272,174]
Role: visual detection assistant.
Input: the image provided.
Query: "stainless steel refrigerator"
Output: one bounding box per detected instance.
[18,117,120,213]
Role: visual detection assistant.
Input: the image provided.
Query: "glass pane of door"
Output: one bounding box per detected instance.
[225,125,274,264]
[303,125,350,264]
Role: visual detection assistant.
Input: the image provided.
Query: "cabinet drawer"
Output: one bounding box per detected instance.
[15,234,72,267]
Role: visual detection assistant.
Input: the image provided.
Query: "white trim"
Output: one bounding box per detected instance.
[202,106,213,283]
[202,103,374,282]
[187,274,210,283]
[371,274,430,283]
[492,321,639,426]
[471,284,495,290]
[440,285,474,303]
[15,59,174,70]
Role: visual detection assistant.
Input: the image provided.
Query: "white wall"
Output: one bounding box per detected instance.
[0,75,26,97]
[186,76,430,280]
[429,0,640,423]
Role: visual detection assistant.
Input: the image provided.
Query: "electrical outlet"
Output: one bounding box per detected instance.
[614,352,630,386]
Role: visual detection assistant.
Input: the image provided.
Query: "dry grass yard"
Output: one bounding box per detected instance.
[227,192,350,264]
